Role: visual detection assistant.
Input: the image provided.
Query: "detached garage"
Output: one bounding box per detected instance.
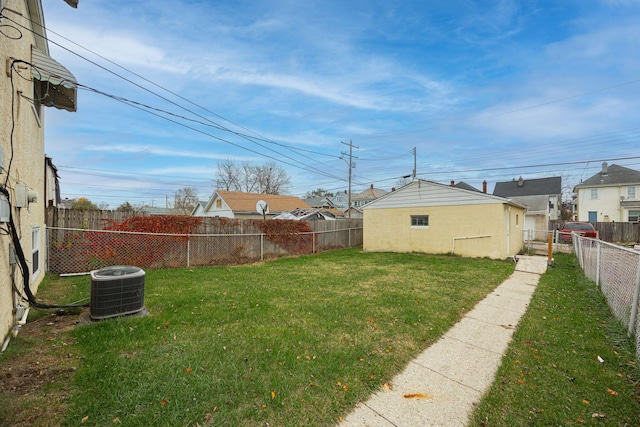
[363,180,526,259]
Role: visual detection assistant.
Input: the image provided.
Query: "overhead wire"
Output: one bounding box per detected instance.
[5,7,640,202]
[0,9,346,179]
[74,83,346,180]
[30,11,339,160]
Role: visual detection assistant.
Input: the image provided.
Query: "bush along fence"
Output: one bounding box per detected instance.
[46,215,363,274]
[572,234,640,361]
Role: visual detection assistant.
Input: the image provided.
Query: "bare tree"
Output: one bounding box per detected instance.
[394,176,413,189]
[560,173,577,221]
[255,162,290,194]
[174,187,199,214]
[216,159,241,191]
[215,160,290,194]
[241,161,258,193]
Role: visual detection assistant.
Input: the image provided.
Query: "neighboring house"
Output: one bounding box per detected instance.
[1,0,78,344]
[272,208,337,221]
[344,206,363,219]
[44,156,61,208]
[302,196,336,210]
[59,197,74,209]
[574,162,640,223]
[352,184,388,208]
[493,176,562,232]
[191,201,207,216]
[194,190,311,219]
[330,191,350,211]
[143,207,181,216]
[363,180,525,259]
[451,180,485,193]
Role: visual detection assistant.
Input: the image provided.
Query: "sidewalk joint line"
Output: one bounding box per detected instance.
[409,360,484,393]
[362,403,399,427]
[440,334,505,355]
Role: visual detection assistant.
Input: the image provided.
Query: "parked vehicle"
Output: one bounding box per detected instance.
[559,222,597,242]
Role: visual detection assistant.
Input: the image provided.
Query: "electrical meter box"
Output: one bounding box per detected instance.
[0,194,9,222]
[15,183,37,208]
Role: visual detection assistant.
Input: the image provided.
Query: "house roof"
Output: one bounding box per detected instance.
[454,181,481,192]
[574,163,640,189]
[272,208,337,221]
[302,196,336,209]
[302,196,324,207]
[190,201,206,215]
[493,176,561,197]
[363,180,526,210]
[215,190,310,213]
[352,184,388,201]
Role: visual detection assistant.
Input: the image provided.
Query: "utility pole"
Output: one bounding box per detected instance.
[412,147,417,180]
[341,140,359,218]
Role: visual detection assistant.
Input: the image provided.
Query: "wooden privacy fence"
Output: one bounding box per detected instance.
[549,220,640,244]
[45,212,364,274]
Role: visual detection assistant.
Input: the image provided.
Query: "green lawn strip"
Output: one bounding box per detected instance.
[470,253,640,426]
[31,248,512,426]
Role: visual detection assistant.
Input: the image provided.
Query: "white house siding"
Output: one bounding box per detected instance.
[199,195,235,218]
[576,185,639,222]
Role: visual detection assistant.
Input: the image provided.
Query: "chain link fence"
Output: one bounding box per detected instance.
[47,226,363,275]
[573,235,640,361]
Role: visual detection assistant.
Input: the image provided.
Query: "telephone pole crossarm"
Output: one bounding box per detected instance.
[340,140,359,218]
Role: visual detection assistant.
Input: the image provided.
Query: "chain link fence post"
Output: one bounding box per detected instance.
[596,240,601,288]
[630,258,640,337]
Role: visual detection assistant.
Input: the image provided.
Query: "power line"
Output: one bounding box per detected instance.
[0,9,345,179]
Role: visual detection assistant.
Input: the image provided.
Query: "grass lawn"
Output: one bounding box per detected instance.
[469,253,640,426]
[1,248,514,427]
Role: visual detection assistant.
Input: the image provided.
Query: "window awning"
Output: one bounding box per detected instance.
[31,47,78,112]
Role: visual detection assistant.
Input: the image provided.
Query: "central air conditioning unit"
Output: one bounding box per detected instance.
[90,266,146,320]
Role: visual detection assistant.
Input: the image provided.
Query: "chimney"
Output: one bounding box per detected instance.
[602,162,608,176]
[482,180,487,194]
[450,180,455,187]
[517,176,524,187]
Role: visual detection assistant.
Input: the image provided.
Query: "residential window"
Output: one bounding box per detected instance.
[590,189,598,199]
[411,215,429,227]
[516,214,519,226]
[31,226,41,280]
[628,186,636,200]
[216,199,222,208]
[629,210,640,222]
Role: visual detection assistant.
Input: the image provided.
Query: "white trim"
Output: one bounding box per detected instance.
[31,226,41,281]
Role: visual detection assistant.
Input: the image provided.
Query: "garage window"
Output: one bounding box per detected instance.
[411,215,429,228]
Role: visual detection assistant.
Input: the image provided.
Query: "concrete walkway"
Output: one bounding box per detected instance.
[341,256,549,427]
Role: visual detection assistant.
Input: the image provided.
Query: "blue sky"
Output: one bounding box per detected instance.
[41,0,640,209]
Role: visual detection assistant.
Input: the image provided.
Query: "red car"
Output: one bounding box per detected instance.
[559,222,597,242]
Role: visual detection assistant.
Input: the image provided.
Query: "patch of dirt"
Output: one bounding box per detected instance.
[0,309,84,426]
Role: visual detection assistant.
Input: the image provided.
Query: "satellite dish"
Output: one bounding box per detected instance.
[256,200,269,215]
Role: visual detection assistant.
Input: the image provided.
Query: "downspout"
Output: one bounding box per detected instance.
[11,306,30,337]
[451,235,492,255]
[506,206,511,257]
